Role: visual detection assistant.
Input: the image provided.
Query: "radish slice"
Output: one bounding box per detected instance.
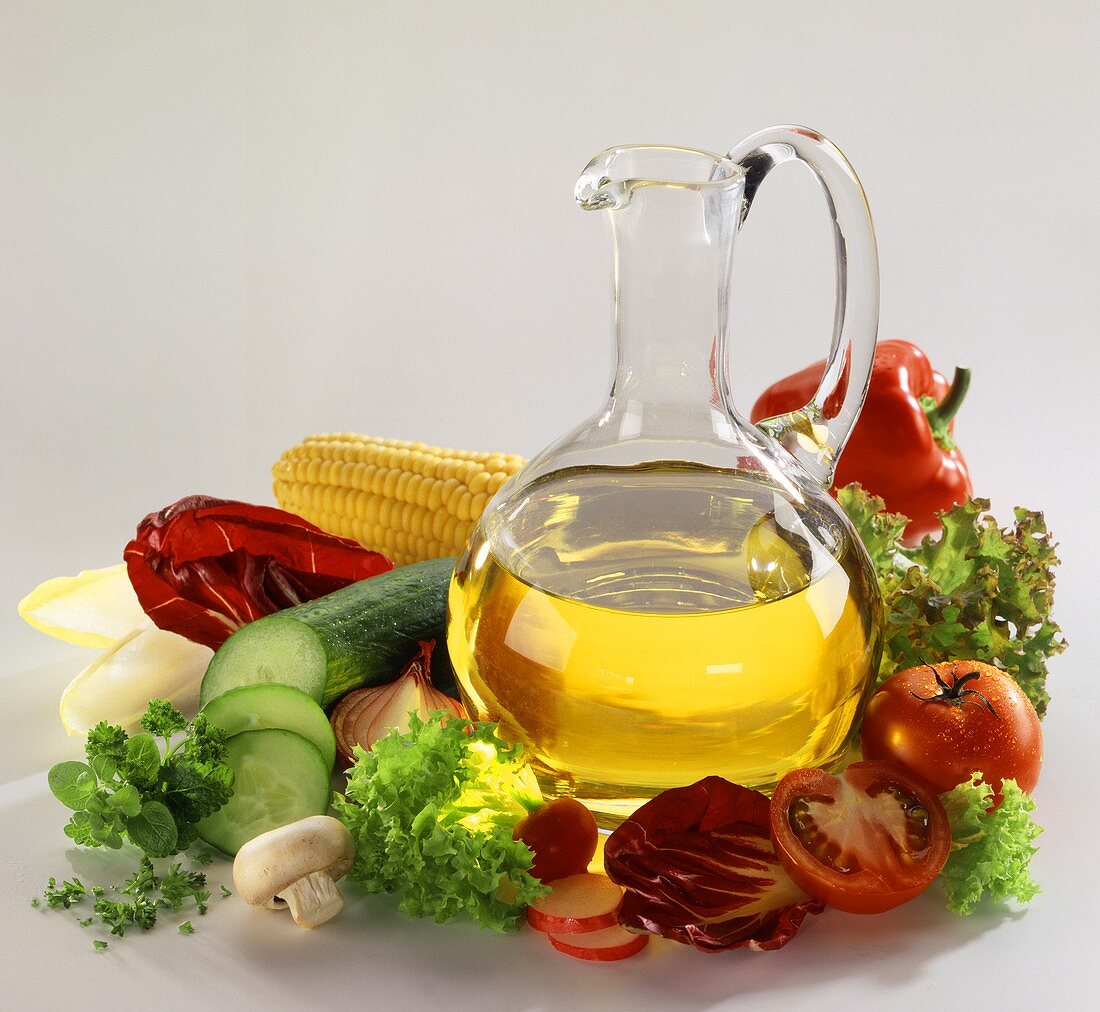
[548,924,649,961]
[526,873,623,934]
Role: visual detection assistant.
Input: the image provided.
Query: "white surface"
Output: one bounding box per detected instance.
[2,2,1099,1009]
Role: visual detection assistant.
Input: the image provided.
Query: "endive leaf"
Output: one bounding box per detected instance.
[59,620,213,736]
[19,565,146,649]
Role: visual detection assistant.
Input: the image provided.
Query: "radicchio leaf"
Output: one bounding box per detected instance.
[124,495,392,649]
[604,776,824,953]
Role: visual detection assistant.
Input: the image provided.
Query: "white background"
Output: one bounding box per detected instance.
[2,2,1098,1009]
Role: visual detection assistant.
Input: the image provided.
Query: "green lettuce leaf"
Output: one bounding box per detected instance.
[940,773,1042,915]
[333,714,548,932]
[838,484,1065,715]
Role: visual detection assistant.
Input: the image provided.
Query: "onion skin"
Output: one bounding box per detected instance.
[330,640,466,765]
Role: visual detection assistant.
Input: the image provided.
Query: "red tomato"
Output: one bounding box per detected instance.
[770,762,950,914]
[860,660,1042,804]
[513,798,599,883]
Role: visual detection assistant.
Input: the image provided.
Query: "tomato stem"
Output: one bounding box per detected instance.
[910,661,1000,719]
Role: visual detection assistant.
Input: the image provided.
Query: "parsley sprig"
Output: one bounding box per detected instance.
[42,876,86,909]
[47,700,234,857]
[33,856,215,948]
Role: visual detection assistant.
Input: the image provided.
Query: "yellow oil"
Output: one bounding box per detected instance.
[447,463,882,825]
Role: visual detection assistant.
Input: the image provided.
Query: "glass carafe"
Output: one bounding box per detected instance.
[447,127,884,825]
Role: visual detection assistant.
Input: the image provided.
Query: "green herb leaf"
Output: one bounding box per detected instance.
[90,754,118,784]
[107,784,143,818]
[140,699,187,740]
[43,876,87,909]
[93,898,133,936]
[179,713,229,766]
[940,773,1042,914]
[64,808,126,849]
[93,939,109,952]
[125,801,178,858]
[157,863,208,912]
[86,722,127,765]
[43,851,217,946]
[48,762,97,811]
[123,733,161,786]
[162,760,234,827]
[121,858,157,897]
[178,920,194,935]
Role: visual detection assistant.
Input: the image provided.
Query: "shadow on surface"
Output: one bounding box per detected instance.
[0,658,86,781]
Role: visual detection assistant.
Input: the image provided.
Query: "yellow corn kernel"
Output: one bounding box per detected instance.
[272,434,526,566]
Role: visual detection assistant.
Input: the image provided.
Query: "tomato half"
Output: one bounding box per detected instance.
[513,797,599,883]
[860,660,1042,804]
[770,762,950,914]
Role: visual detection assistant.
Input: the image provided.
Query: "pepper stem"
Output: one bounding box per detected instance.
[925,366,972,428]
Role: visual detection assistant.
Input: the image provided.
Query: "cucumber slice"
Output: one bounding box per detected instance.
[196,729,330,855]
[200,556,455,708]
[201,684,336,771]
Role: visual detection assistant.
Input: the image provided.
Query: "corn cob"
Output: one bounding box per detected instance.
[272,434,527,567]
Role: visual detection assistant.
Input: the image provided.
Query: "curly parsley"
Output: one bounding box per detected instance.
[33,855,215,948]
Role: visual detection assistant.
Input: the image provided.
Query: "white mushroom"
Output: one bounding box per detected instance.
[232,816,355,929]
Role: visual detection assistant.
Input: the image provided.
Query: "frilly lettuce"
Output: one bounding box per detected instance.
[838,485,1065,715]
[333,713,548,931]
[940,773,1042,915]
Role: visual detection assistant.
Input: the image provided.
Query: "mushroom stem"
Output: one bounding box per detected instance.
[232,815,355,929]
[278,870,345,929]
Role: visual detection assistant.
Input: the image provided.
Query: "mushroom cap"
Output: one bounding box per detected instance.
[232,815,355,910]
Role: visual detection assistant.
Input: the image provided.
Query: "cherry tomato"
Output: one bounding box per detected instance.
[860,660,1042,805]
[770,761,950,914]
[513,798,599,883]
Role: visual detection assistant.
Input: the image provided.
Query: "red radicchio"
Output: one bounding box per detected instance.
[124,495,392,649]
[604,776,824,953]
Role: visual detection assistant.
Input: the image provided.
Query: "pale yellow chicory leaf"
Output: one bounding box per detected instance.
[59,619,213,735]
[19,565,146,649]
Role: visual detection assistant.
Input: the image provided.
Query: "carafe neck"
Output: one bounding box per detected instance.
[608,184,741,420]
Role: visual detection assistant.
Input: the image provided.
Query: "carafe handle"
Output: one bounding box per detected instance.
[726,126,879,486]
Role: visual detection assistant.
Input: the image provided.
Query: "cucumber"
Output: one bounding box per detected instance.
[196,729,330,855]
[200,684,336,771]
[200,557,456,709]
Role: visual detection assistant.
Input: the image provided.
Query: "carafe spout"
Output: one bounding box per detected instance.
[576,147,746,433]
[575,146,743,211]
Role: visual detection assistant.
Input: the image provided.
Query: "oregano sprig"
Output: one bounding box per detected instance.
[48,700,233,857]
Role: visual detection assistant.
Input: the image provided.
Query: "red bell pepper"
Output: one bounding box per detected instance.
[750,340,972,544]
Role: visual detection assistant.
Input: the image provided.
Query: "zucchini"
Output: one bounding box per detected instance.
[199,557,456,708]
